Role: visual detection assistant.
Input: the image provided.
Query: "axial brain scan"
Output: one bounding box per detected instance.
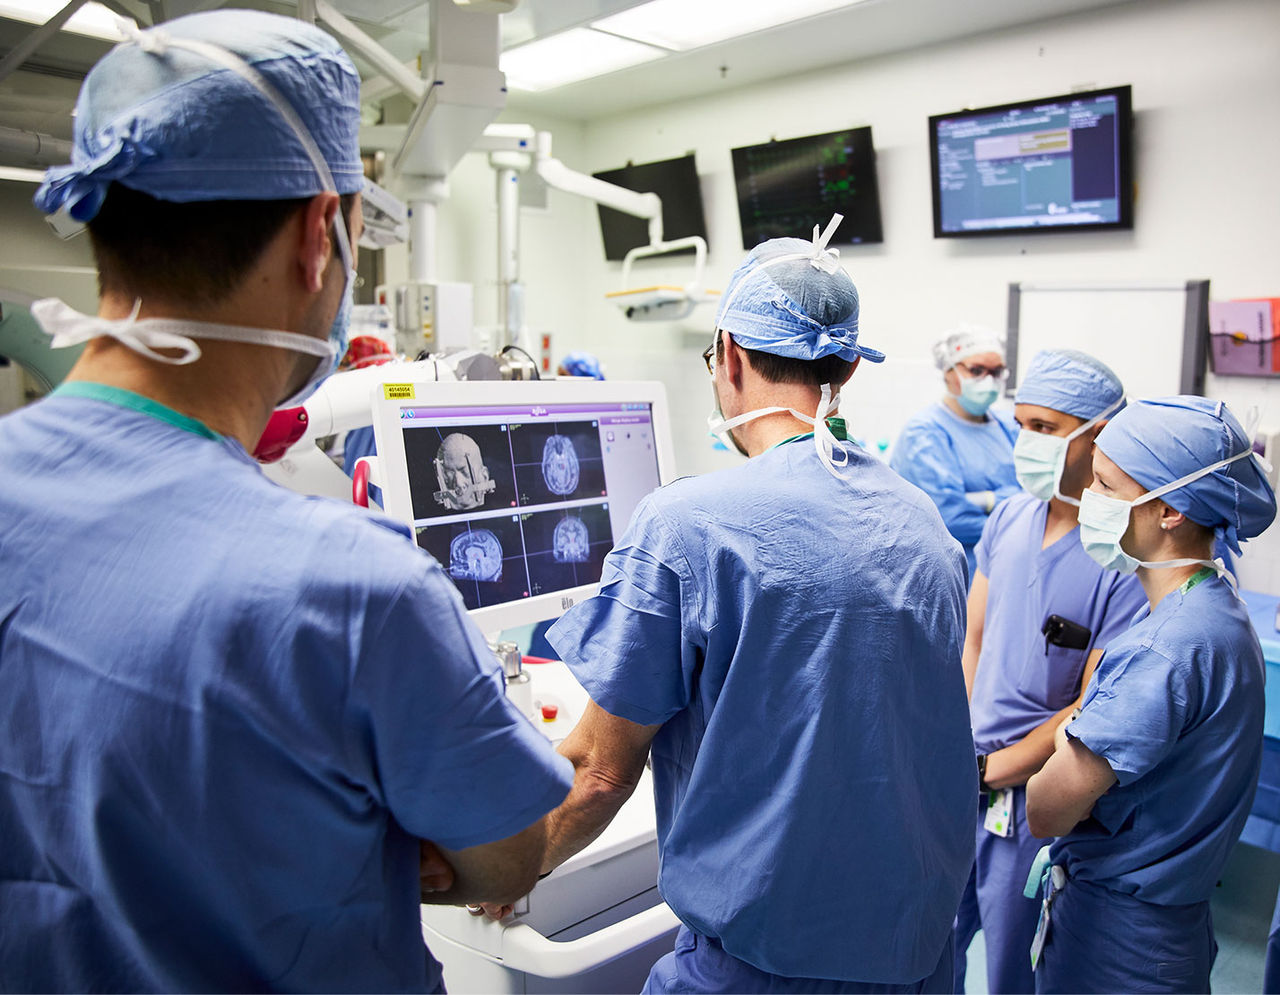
[434,433,497,510]
[541,434,580,496]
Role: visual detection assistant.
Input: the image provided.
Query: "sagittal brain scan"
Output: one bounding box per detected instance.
[448,529,503,582]
[434,433,496,510]
[552,517,590,563]
[541,435,580,496]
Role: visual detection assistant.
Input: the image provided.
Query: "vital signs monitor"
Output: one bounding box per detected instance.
[370,379,675,632]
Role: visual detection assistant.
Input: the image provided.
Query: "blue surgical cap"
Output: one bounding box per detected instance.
[559,352,604,379]
[714,236,884,365]
[1095,396,1277,554]
[34,10,363,222]
[1014,349,1125,420]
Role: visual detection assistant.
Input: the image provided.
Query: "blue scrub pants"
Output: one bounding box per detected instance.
[642,927,954,994]
[952,789,1042,994]
[1035,877,1215,994]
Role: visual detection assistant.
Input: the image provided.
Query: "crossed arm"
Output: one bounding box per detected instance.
[1025,717,1117,838]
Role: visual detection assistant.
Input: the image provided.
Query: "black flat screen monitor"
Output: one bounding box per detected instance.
[731,127,883,249]
[593,154,707,262]
[929,84,1133,237]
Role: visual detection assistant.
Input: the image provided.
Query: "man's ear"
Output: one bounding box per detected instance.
[722,331,746,389]
[297,191,341,294]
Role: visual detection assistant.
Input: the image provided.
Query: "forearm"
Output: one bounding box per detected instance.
[983,703,1077,790]
[420,819,548,907]
[541,763,640,874]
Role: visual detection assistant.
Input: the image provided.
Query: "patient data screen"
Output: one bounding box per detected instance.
[400,401,662,610]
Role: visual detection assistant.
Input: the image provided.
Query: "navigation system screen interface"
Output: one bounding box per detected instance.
[400,401,661,610]
[930,85,1132,237]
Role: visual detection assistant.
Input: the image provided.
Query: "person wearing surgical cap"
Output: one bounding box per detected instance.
[557,351,605,379]
[954,349,1146,995]
[890,324,1019,579]
[496,220,976,993]
[1026,396,1276,994]
[0,11,571,992]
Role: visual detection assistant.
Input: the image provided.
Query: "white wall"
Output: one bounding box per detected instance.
[482,0,1280,589]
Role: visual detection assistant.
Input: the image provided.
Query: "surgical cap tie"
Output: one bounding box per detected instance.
[38,121,160,222]
[32,298,334,368]
[806,215,843,274]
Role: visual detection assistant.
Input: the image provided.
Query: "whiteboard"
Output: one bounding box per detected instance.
[1006,281,1209,402]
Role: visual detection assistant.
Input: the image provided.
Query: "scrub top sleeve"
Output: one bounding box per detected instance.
[1067,642,1189,786]
[892,422,989,546]
[350,563,573,852]
[547,496,698,727]
[974,492,1013,577]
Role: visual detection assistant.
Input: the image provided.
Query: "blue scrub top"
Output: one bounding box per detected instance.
[1051,574,1264,905]
[889,402,1019,577]
[548,438,976,985]
[0,386,573,993]
[970,494,1146,754]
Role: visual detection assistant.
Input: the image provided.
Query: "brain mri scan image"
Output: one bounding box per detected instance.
[448,529,503,582]
[434,433,497,510]
[552,517,590,563]
[541,435,580,496]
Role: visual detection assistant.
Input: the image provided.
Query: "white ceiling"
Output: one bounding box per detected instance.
[0,0,1138,149]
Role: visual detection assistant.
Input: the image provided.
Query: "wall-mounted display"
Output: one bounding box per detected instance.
[929,84,1133,237]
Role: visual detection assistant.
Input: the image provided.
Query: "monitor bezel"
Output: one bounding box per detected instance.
[731,125,885,249]
[593,152,708,262]
[369,378,676,636]
[928,83,1134,239]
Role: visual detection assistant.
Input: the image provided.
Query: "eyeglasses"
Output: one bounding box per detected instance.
[957,360,1009,381]
[701,343,715,374]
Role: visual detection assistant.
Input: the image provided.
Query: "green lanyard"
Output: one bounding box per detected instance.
[771,416,850,450]
[1179,566,1215,595]
[53,381,221,441]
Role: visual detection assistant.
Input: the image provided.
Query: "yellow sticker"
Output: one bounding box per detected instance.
[383,383,415,400]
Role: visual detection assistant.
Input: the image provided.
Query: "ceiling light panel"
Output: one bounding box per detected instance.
[0,0,132,41]
[501,27,666,92]
[591,0,868,52]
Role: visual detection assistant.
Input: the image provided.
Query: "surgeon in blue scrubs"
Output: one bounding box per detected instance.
[484,221,978,992]
[0,12,572,992]
[1026,396,1276,994]
[891,324,1020,578]
[956,350,1146,994]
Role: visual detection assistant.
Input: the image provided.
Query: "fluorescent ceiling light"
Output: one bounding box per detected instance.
[501,27,666,92]
[592,0,869,52]
[0,166,45,183]
[0,0,133,41]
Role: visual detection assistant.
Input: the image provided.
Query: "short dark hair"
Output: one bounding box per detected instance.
[87,181,356,307]
[716,332,855,387]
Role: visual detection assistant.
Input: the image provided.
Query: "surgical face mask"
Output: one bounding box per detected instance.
[39,23,357,412]
[955,373,1000,416]
[1013,396,1125,505]
[1078,442,1262,579]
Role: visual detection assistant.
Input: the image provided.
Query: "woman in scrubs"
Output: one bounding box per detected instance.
[1026,395,1276,994]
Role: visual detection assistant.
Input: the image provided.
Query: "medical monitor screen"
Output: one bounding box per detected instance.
[400,401,662,611]
[929,84,1133,237]
[731,127,883,249]
[594,154,708,262]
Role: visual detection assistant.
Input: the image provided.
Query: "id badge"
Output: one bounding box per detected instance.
[983,787,1013,837]
[1030,896,1050,970]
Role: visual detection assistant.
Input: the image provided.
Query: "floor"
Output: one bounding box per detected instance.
[962,842,1280,994]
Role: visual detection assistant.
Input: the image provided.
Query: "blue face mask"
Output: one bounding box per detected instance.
[955,373,999,416]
